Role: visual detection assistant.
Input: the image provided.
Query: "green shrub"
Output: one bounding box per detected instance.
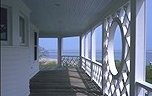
[115,60,121,71]
[146,65,152,84]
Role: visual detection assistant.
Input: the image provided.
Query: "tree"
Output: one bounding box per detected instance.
[39,46,49,60]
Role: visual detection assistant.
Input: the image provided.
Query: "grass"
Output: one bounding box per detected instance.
[39,61,57,71]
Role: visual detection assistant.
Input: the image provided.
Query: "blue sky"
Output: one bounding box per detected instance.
[146,0,152,50]
[39,0,152,51]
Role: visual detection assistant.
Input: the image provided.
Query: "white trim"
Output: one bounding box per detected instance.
[81,36,85,57]
[18,12,29,46]
[135,0,146,95]
[136,81,152,92]
[91,29,96,61]
[130,0,146,95]
[85,34,89,58]
[1,46,29,49]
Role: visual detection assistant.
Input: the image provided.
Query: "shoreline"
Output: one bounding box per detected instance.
[39,57,57,65]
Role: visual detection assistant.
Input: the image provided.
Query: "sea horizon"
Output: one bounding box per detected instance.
[41,50,152,65]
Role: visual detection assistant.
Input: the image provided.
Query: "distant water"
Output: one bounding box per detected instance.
[46,50,152,65]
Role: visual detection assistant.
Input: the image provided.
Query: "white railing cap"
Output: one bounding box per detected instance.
[136,81,152,92]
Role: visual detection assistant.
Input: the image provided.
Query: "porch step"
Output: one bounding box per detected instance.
[29,68,103,96]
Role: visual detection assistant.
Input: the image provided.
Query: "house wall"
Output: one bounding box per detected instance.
[29,24,39,78]
[1,0,39,96]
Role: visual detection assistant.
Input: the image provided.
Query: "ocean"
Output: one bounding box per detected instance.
[46,50,152,65]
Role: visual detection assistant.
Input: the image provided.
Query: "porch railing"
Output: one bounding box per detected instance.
[136,81,152,96]
[61,55,152,96]
[61,55,80,67]
[81,57,103,88]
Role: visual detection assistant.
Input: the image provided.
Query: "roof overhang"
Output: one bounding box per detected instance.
[23,0,128,38]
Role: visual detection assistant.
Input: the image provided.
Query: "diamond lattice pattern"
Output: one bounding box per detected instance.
[103,2,131,96]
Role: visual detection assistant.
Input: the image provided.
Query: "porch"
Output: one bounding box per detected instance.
[31,55,152,96]
[1,0,152,96]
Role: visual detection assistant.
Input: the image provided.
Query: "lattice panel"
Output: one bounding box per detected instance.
[103,2,130,96]
[61,56,80,67]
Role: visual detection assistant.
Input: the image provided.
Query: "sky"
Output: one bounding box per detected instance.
[39,0,152,51]
[146,0,152,50]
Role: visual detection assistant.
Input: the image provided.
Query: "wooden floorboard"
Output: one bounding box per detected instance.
[30,67,103,96]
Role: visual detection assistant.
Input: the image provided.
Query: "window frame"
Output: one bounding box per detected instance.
[19,12,28,46]
[0,5,12,46]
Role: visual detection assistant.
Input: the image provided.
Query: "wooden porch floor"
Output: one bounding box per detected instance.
[29,67,103,96]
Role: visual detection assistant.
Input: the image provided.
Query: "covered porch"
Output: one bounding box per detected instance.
[1,0,152,96]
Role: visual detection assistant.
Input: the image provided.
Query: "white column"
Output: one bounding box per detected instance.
[58,37,62,67]
[90,30,96,79]
[91,30,96,61]
[85,34,89,58]
[135,0,146,95]
[130,0,146,96]
[81,35,85,57]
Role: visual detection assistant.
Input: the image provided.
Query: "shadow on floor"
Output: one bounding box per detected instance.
[29,67,103,96]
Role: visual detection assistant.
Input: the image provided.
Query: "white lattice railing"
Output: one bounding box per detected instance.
[61,55,152,96]
[102,2,131,95]
[60,1,152,95]
[61,55,80,67]
[62,56,103,89]
[82,57,103,89]
[136,81,152,96]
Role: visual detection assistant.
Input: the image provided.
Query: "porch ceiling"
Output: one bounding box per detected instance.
[23,0,112,37]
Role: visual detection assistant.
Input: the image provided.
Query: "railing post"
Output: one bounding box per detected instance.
[90,61,93,80]
[58,37,63,67]
[85,59,87,72]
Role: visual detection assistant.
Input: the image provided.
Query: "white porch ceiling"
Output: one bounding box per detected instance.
[23,0,113,37]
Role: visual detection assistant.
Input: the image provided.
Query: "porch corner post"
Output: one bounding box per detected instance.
[130,0,136,95]
[58,37,63,67]
[130,0,146,96]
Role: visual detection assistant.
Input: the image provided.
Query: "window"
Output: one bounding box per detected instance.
[0,6,11,45]
[19,16,26,44]
[34,32,38,60]
[0,7,7,41]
